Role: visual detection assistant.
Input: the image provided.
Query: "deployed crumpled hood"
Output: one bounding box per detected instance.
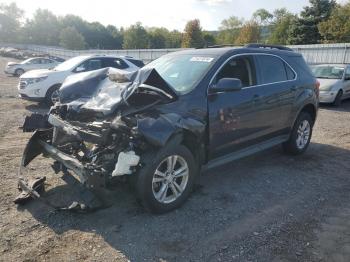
[317,78,340,91]
[58,67,177,115]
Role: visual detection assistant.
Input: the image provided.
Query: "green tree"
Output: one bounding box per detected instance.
[182,19,205,48]
[165,30,182,48]
[235,20,260,45]
[23,9,60,45]
[217,16,243,44]
[268,9,297,44]
[59,26,86,50]
[288,0,336,44]
[123,22,149,49]
[253,9,273,25]
[318,2,350,43]
[0,2,24,43]
[203,32,216,47]
[148,27,168,48]
[106,25,123,49]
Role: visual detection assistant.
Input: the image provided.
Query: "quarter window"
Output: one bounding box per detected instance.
[256,55,293,84]
[215,56,256,87]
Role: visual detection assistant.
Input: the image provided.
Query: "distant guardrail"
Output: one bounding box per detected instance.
[1,43,350,64]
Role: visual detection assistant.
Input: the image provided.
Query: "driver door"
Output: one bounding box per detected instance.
[208,55,262,159]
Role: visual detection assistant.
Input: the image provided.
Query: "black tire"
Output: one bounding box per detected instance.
[283,112,313,155]
[15,68,24,76]
[45,85,61,106]
[134,144,198,214]
[332,90,343,107]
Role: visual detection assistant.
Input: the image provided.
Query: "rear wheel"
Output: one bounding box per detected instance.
[135,144,198,214]
[283,112,313,155]
[333,90,343,107]
[15,68,24,76]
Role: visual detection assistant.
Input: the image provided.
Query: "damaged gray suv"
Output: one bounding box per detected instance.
[19,44,319,213]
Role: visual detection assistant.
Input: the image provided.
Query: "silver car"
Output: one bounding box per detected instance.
[311,64,350,106]
[4,57,60,76]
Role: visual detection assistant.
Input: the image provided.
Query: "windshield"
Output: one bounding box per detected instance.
[311,65,344,79]
[144,54,216,94]
[21,58,34,64]
[54,56,89,71]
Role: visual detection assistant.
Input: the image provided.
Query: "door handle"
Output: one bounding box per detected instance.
[291,86,297,91]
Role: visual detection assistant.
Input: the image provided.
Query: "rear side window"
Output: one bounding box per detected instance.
[127,58,145,68]
[256,55,294,84]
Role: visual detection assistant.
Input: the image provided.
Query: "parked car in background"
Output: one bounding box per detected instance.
[5,57,61,76]
[311,64,350,106]
[21,44,318,213]
[18,55,143,105]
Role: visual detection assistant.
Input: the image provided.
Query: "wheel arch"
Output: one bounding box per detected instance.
[45,83,62,97]
[295,103,317,127]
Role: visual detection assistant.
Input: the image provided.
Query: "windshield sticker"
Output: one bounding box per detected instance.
[190,57,214,63]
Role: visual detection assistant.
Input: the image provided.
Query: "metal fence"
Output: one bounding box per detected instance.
[2,43,350,64]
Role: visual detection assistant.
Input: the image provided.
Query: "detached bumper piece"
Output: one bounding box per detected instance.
[14,177,46,204]
[16,129,109,212]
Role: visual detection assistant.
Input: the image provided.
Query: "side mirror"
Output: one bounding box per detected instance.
[211,78,242,93]
[75,66,85,73]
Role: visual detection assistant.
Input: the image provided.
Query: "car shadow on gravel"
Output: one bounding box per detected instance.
[25,102,49,115]
[17,142,350,261]
[319,98,350,111]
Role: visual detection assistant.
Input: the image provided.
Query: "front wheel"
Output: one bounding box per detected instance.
[135,144,198,214]
[45,85,61,106]
[15,68,24,76]
[333,90,343,107]
[283,112,313,155]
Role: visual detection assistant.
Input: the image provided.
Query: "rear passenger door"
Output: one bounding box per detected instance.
[255,54,297,132]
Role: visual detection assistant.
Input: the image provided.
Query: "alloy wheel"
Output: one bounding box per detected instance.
[152,155,189,204]
[296,120,310,149]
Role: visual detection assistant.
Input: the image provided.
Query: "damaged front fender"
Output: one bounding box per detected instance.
[136,113,206,147]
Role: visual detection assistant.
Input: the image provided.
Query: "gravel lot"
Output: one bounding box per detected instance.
[0,56,350,262]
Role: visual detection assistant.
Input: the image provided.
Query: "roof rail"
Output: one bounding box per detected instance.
[205,44,238,49]
[245,44,294,52]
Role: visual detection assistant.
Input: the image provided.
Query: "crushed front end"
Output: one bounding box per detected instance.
[17,67,182,208]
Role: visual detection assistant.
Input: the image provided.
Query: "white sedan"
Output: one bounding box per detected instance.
[4,57,60,76]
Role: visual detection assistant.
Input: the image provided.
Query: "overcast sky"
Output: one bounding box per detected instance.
[2,0,346,31]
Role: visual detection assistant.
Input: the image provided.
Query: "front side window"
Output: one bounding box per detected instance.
[256,55,291,84]
[30,58,42,64]
[311,65,345,80]
[75,59,102,72]
[103,58,129,69]
[215,56,256,87]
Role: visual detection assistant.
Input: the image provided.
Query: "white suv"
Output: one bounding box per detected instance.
[18,55,143,105]
[5,57,60,76]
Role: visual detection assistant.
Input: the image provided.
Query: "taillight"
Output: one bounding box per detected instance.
[315,80,320,97]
